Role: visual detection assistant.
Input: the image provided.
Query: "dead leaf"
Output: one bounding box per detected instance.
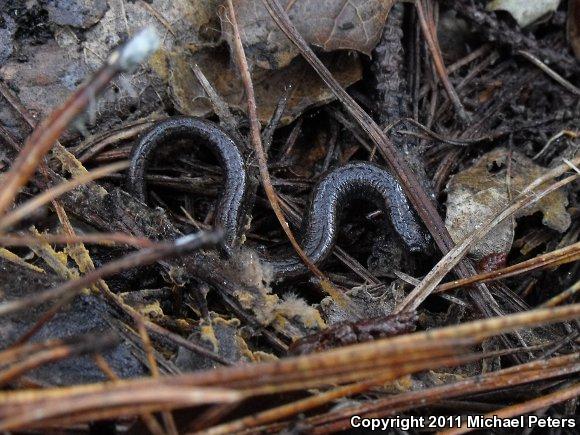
[168,45,362,125]
[487,0,560,27]
[1,1,365,132]
[1,0,223,131]
[445,148,571,259]
[222,0,395,70]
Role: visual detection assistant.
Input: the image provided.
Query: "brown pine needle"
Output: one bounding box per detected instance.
[435,241,580,293]
[225,0,350,308]
[541,280,580,308]
[0,231,221,317]
[0,304,578,431]
[302,354,578,432]
[0,161,129,231]
[0,233,153,248]
[439,382,580,435]
[416,0,470,124]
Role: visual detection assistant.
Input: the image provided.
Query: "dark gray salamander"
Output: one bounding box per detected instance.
[127,116,429,279]
[127,116,250,251]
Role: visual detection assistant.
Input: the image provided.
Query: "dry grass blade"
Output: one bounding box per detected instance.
[0,29,159,216]
[0,161,128,231]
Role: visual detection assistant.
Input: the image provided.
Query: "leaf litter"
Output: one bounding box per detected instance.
[0,0,578,433]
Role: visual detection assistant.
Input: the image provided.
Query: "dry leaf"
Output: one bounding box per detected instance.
[168,45,362,125]
[445,148,571,259]
[1,1,366,132]
[222,0,395,70]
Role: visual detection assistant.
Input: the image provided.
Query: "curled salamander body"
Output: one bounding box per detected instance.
[127,116,428,279]
[128,116,251,252]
